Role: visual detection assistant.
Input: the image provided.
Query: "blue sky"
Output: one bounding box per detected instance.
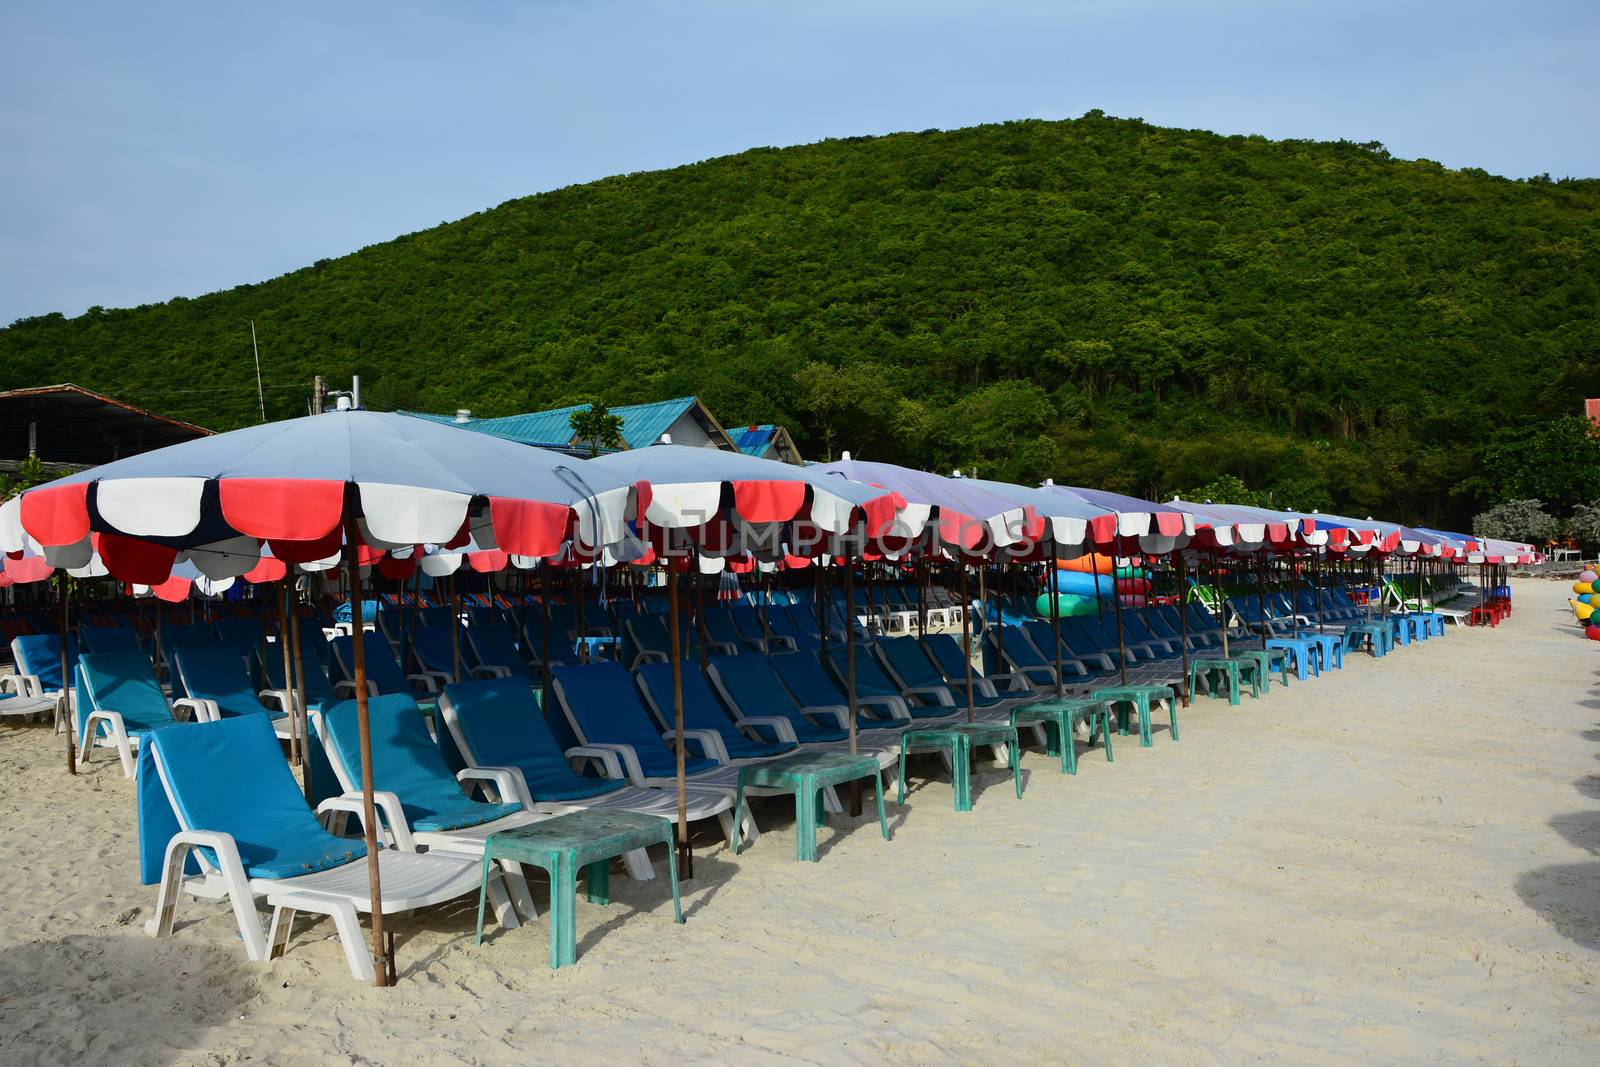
[2,0,1595,325]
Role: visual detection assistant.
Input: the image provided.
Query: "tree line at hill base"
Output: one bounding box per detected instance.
[3,112,1597,534]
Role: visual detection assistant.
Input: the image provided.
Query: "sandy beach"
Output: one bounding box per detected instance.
[2,577,1597,1065]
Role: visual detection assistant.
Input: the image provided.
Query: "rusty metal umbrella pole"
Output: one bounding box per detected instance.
[667,554,692,880]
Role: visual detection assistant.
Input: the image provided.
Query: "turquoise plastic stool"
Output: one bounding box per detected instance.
[1188,656,1260,706]
[1011,699,1112,773]
[475,810,682,969]
[1265,637,1318,681]
[731,751,889,861]
[1295,632,1343,671]
[897,723,1022,811]
[1091,685,1178,747]
[1345,623,1391,657]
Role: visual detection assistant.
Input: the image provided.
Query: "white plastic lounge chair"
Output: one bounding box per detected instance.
[141,715,497,982]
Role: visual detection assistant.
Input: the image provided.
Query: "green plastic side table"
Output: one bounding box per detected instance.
[1011,699,1112,773]
[475,810,682,969]
[1090,685,1178,747]
[1188,657,1260,706]
[1231,649,1290,691]
[730,750,890,861]
[897,723,1022,811]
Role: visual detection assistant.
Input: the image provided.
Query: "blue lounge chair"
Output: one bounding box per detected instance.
[919,634,1034,701]
[140,714,490,981]
[79,624,143,655]
[76,650,214,777]
[464,622,536,682]
[549,664,759,845]
[329,632,444,702]
[766,650,911,730]
[171,643,291,737]
[875,636,1018,716]
[438,678,732,878]
[823,645,956,720]
[313,693,539,923]
[703,654,850,744]
[634,661,797,761]
[10,633,78,708]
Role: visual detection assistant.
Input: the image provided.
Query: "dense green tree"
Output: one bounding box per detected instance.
[3,114,1597,528]
[569,399,624,455]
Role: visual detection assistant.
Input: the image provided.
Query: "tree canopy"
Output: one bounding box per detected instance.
[4,112,1597,528]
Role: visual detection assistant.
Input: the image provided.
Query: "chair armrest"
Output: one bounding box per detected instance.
[2,673,42,698]
[630,651,669,668]
[408,671,446,694]
[1016,664,1057,687]
[735,716,799,743]
[318,790,415,852]
[705,640,739,657]
[258,688,293,713]
[566,743,645,784]
[662,728,728,763]
[456,766,522,805]
[902,685,955,707]
[172,698,217,723]
[471,665,512,679]
[858,694,911,721]
[802,704,850,728]
[332,679,378,698]
[765,635,797,652]
[458,764,533,807]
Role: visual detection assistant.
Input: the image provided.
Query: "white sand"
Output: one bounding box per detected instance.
[3,577,1598,1065]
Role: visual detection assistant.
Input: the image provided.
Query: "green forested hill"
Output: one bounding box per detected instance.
[4,112,1598,527]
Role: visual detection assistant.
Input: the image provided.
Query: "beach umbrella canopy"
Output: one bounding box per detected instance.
[589,444,902,559]
[956,477,1103,555]
[586,444,906,864]
[0,410,640,989]
[0,410,635,582]
[1039,484,1195,555]
[810,457,1034,555]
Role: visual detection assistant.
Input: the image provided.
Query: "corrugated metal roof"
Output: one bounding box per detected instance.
[401,397,710,451]
[609,397,697,448]
[733,424,778,456]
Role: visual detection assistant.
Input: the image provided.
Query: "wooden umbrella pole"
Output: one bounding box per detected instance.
[277,581,300,768]
[960,562,975,722]
[343,513,389,988]
[667,560,691,879]
[1257,552,1269,650]
[61,576,75,775]
[450,575,462,685]
[1215,550,1230,660]
[1176,552,1190,706]
[289,586,312,799]
[1110,554,1129,686]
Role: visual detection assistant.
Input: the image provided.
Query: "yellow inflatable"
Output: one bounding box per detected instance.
[1573,598,1595,622]
[1574,581,1594,595]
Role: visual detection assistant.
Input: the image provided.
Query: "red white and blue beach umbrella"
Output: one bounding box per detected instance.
[589,444,904,565]
[810,457,1035,555]
[0,410,636,580]
[1039,483,1196,555]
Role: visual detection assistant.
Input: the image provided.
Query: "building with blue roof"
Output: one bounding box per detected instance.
[400,396,739,454]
